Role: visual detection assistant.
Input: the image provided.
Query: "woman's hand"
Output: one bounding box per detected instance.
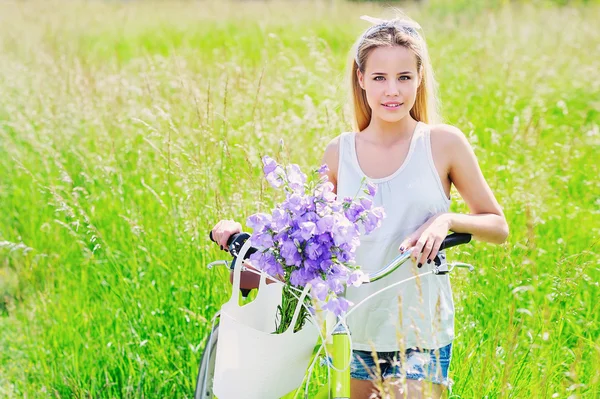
[211,219,242,252]
[398,213,452,267]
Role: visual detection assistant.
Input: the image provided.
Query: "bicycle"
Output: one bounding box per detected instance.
[194,231,474,399]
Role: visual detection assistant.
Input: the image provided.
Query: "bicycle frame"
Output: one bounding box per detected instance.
[196,233,473,399]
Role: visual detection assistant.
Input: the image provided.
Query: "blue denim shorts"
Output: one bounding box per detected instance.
[350,343,453,387]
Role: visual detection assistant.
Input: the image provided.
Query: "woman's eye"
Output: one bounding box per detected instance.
[374,76,384,81]
[399,76,410,81]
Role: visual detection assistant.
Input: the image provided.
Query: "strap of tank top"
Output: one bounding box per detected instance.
[422,123,452,204]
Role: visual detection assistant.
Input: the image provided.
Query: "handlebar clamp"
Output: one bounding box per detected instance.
[433,252,450,275]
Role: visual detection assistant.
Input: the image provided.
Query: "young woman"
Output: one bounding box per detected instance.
[212,15,508,399]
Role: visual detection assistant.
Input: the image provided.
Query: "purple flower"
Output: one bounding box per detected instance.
[280,239,302,267]
[274,230,290,244]
[337,249,352,263]
[298,222,316,240]
[319,258,334,273]
[262,155,278,175]
[262,156,286,189]
[250,232,274,249]
[344,202,365,223]
[266,166,286,188]
[302,211,318,222]
[347,269,367,287]
[330,201,343,214]
[316,233,332,246]
[364,207,386,235]
[316,214,334,234]
[322,297,352,317]
[331,213,357,246]
[282,193,306,215]
[248,156,388,325]
[315,181,336,202]
[246,213,272,233]
[290,268,317,287]
[305,240,324,260]
[271,208,291,231]
[286,164,307,194]
[304,258,321,272]
[326,276,344,294]
[315,201,329,215]
[365,181,377,197]
[360,197,373,210]
[249,250,283,276]
[310,279,329,301]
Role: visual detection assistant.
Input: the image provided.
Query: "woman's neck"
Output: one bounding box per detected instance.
[362,116,419,144]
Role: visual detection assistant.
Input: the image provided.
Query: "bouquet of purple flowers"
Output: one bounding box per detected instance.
[247,156,385,334]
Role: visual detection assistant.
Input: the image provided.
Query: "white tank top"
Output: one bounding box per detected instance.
[337,122,454,351]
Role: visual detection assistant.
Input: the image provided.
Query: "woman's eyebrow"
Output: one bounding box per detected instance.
[371,71,414,75]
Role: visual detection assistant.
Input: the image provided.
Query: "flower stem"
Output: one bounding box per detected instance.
[275,285,310,334]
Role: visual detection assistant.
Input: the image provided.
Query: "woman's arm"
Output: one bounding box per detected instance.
[405,124,509,266]
[443,124,509,244]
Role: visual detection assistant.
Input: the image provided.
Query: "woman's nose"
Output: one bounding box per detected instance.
[385,81,400,96]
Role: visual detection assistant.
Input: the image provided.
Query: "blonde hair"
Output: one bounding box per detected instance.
[350,16,440,132]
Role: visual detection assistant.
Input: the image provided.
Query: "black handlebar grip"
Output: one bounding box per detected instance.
[209,230,240,247]
[439,233,472,251]
[209,231,255,263]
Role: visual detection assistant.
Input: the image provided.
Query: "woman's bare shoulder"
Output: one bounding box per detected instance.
[322,133,347,167]
[430,123,468,144]
[321,133,349,185]
[429,123,474,155]
[323,134,342,154]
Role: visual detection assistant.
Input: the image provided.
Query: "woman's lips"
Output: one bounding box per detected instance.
[382,102,403,110]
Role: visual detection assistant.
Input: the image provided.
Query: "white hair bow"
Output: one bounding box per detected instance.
[359,15,421,31]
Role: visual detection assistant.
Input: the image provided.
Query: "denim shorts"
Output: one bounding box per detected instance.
[350,343,453,387]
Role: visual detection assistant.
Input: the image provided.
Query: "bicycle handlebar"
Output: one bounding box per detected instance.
[366,233,471,282]
[209,230,471,277]
[439,232,472,251]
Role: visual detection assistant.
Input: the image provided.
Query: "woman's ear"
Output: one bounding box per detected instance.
[356,67,365,90]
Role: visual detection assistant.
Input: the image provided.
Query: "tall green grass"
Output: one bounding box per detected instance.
[0,1,598,397]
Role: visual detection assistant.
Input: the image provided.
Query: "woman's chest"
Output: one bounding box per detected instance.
[354,139,411,180]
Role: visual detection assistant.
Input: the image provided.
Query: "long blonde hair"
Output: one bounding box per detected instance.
[350,15,440,132]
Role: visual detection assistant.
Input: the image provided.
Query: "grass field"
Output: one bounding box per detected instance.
[0,0,599,397]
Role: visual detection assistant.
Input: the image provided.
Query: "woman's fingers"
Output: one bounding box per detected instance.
[411,237,427,266]
[399,235,417,253]
[413,235,444,267]
[211,220,242,251]
[211,220,224,248]
[224,221,243,250]
[219,224,233,249]
[418,238,435,266]
[428,237,443,263]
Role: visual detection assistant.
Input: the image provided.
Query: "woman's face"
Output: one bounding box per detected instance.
[357,45,421,124]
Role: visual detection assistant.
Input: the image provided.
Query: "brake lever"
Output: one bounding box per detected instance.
[433,261,475,275]
[207,260,231,270]
[449,262,475,272]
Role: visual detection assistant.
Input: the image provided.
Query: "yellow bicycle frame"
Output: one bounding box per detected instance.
[282,326,351,399]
